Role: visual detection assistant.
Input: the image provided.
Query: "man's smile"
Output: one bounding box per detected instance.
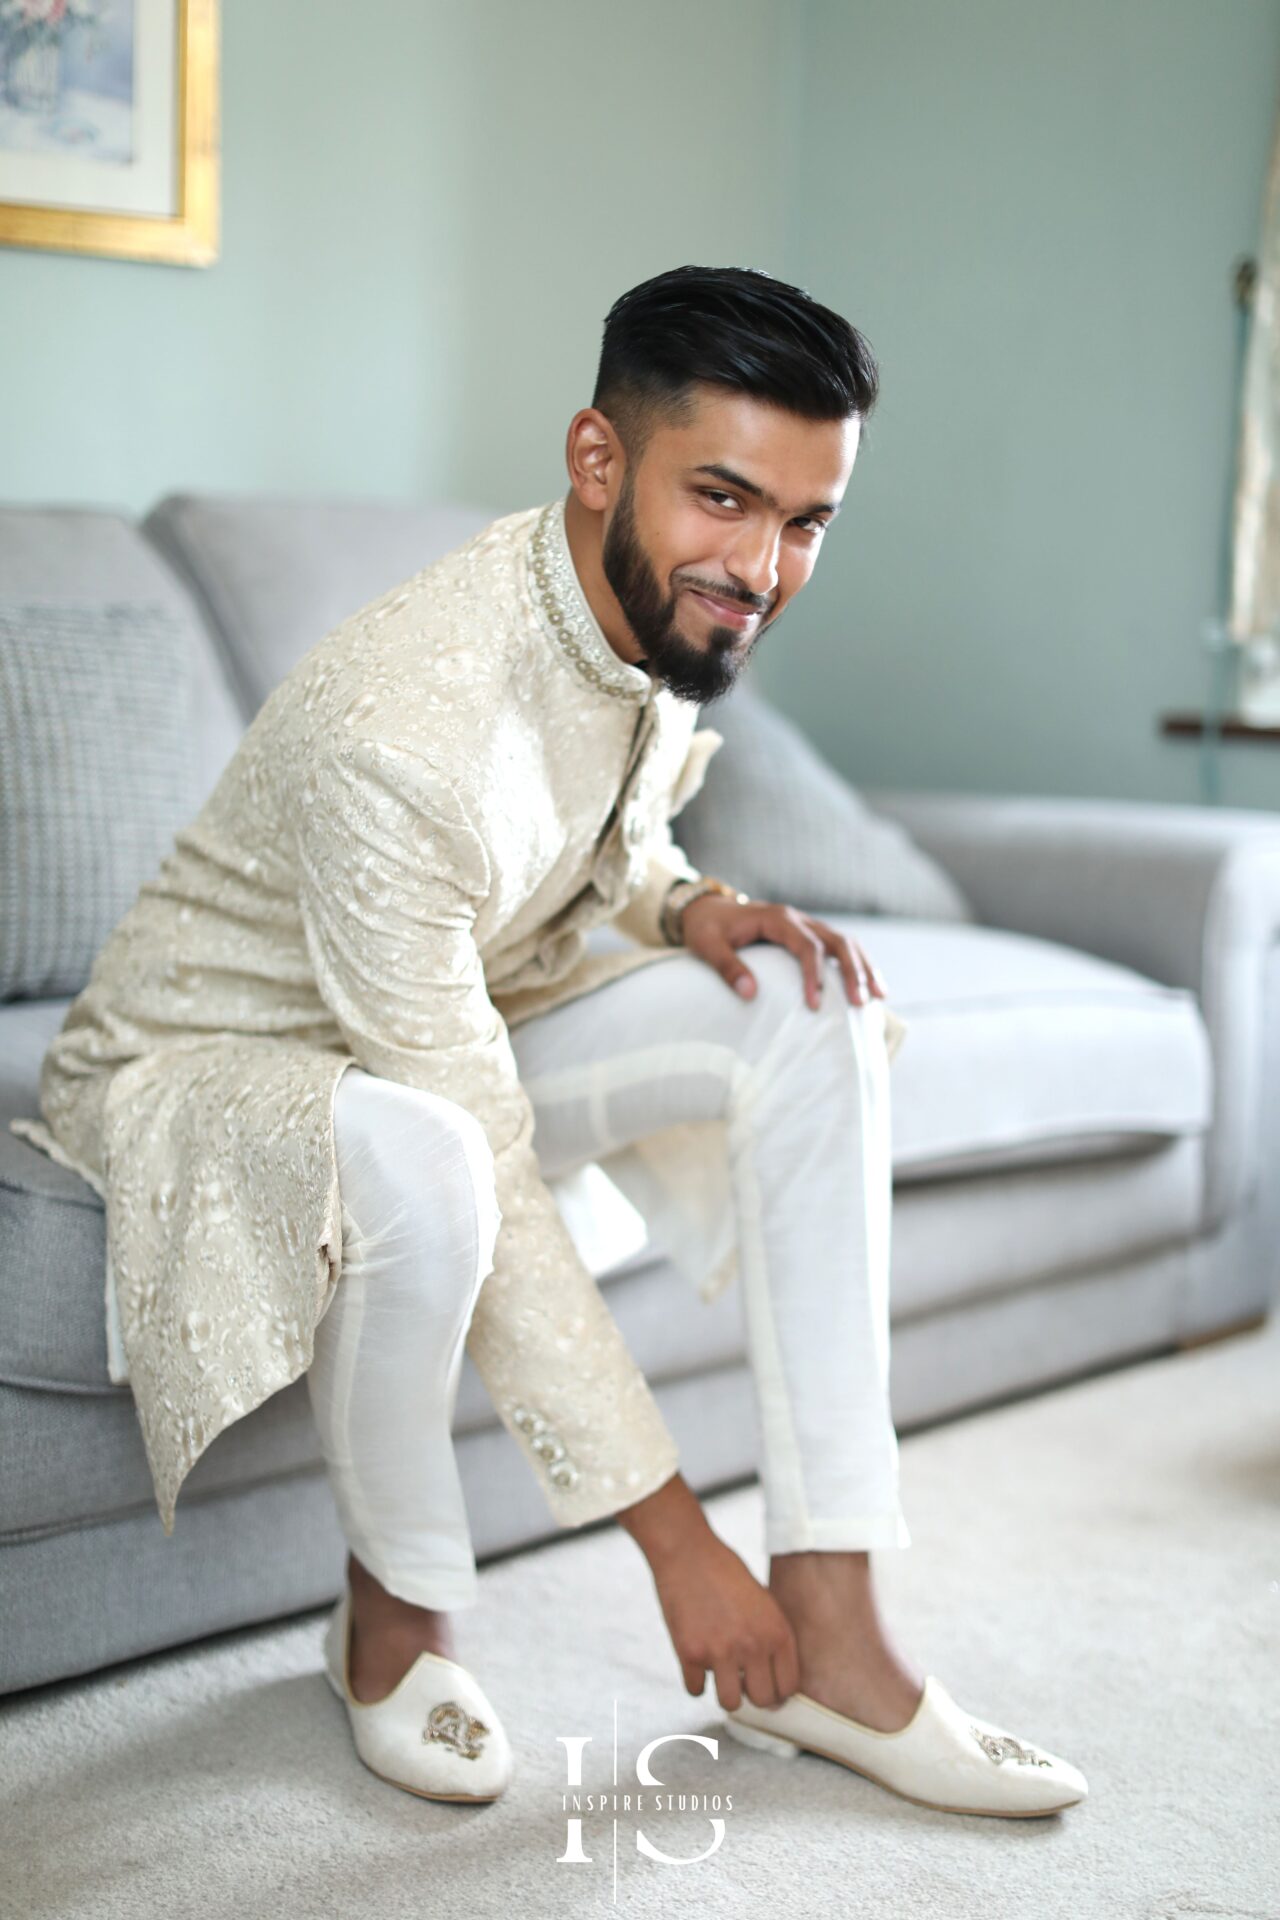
[683,586,761,628]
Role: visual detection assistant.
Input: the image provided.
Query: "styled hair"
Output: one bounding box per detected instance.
[592,264,879,456]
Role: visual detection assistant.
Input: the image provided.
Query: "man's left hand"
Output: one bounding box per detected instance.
[679,894,888,1011]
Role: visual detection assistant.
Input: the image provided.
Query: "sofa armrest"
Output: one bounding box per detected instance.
[863,788,1280,1232]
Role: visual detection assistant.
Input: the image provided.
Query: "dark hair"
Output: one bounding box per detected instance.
[592,265,878,455]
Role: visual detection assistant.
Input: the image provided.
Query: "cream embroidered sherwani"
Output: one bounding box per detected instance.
[9,496,906,1539]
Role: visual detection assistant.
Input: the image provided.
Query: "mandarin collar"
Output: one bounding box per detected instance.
[528,495,656,705]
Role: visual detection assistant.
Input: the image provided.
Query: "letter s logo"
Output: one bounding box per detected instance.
[634,1734,725,1865]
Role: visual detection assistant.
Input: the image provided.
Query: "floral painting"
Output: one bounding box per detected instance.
[0,0,217,265]
[0,1,132,164]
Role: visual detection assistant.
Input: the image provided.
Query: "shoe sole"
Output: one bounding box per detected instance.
[324,1664,509,1804]
[725,1717,1082,1818]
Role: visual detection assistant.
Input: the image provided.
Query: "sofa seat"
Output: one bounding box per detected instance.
[1,917,1210,1400]
[817,913,1213,1179]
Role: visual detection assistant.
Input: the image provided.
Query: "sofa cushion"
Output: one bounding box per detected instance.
[0,507,243,809]
[675,681,975,922]
[142,494,496,715]
[815,913,1213,1179]
[0,599,207,1001]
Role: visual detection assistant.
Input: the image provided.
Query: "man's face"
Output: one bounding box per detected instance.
[600,387,860,705]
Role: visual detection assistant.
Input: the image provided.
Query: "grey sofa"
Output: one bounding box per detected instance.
[3,492,1278,1697]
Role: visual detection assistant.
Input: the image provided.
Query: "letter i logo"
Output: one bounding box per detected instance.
[557,1735,593,1864]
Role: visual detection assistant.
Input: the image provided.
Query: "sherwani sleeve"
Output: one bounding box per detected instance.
[611,825,703,948]
[294,735,681,1527]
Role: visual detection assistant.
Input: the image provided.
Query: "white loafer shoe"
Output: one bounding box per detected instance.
[322,1589,514,1803]
[724,1674,1088,1818]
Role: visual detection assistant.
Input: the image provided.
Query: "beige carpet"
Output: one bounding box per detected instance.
[3,1313,1278,1920]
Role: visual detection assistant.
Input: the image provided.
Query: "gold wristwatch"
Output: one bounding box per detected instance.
[660,875,751,946]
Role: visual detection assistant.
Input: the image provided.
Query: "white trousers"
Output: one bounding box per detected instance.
[306,942,910,1611]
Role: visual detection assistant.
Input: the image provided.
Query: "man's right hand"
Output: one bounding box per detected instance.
[617,1472,801,1712]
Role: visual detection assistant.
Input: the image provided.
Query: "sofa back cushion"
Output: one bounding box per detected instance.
[0,599,202,1000]
[0,508,243,800]
[677,679,975,922]
[0,509,247,1001]
[142,494,496,714]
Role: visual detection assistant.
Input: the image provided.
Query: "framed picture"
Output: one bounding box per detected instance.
[0,0,217,266]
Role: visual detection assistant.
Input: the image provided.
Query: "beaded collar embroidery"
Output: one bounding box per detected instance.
[528,497,653,704]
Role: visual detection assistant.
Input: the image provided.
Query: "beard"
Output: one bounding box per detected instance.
[600,475,776,706]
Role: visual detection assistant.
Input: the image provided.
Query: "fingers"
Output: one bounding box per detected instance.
[698,903,890,1016]
[741,1650,781,1712]
[769,913,825,1009]
[714,1659,745,1714]
[676,1617,800,1710]
[826,933,864,1005]
[723,955,757,1000]
[703,903,820,1008]
[807,922,888,1006]
[711,1644,797,1712]
[696,940,758,1001]
[682,1658,709,1697]
[858,940,890,1000]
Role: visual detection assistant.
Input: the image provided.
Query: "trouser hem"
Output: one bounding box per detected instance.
[766,1511,913,1553]
[344,1549,481,1611]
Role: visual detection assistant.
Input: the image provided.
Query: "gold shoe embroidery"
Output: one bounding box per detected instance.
[969,1725,1052,1767]
[424,1700,490,1760]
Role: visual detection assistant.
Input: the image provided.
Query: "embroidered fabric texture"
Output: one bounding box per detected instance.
[425,1703,490,1759]
[7,497,736,1537]
[970,1728,1053,1768]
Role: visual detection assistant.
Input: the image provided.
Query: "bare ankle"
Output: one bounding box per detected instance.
[769,1548,873,1582]
[769,1550,877,1625]
[346,1554,455,1651]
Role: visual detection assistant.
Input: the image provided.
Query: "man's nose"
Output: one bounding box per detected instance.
[724,525,781,602]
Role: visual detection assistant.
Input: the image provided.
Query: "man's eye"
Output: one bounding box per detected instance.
[699,491,826,533]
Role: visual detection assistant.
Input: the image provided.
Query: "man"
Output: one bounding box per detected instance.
[13,265,1087,1817]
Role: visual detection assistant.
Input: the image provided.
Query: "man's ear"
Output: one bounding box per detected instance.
[565,407,624,515]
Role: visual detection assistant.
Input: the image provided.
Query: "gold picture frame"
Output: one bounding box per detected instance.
[0,0,218,267]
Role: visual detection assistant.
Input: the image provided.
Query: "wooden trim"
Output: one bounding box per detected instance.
[0,0,219,267]
[1161,713,1280,742]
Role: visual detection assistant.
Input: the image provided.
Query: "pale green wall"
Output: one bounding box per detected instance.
[0,3,472,508]
[771,0,1280,810]
[0,0,803,511]
[3,0,1279,809]
[440,0,806,513]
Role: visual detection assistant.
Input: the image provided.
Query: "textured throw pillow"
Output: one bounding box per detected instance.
[0,601,201,1000]
[674,681,974,922]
